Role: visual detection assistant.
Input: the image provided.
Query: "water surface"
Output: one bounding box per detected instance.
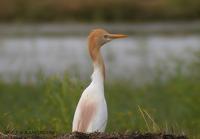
[0,23,200,83]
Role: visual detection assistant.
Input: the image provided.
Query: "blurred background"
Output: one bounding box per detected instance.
[0,0,200,138]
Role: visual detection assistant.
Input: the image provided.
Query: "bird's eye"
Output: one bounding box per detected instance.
[104,34,109,39]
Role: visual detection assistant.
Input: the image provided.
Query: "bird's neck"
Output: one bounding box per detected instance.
[89,43,105,82]
[91,63,104,90]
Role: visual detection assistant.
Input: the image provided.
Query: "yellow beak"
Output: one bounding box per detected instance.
[109,34,128,39]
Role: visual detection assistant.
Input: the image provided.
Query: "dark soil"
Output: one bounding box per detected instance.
[0,132,187,139]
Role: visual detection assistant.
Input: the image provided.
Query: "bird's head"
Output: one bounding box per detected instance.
[88,29,127,79]
[88,29,128,49]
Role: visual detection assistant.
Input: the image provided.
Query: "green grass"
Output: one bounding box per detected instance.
[0,56,200,138]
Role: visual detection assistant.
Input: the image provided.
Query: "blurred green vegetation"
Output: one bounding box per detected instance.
[0,52,200,139]
[0,0,200,22]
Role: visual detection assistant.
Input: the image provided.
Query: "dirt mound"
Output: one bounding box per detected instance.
[0,132,187,139]
[58,132,187,139]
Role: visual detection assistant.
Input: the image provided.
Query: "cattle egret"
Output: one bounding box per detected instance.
[72,29,128,132]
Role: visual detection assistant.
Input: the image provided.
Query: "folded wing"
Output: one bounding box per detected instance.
[73,99,97,132]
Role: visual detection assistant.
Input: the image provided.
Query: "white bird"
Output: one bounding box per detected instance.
[72,29,128,133]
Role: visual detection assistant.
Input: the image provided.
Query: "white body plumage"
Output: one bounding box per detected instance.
[72,66,107,132]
